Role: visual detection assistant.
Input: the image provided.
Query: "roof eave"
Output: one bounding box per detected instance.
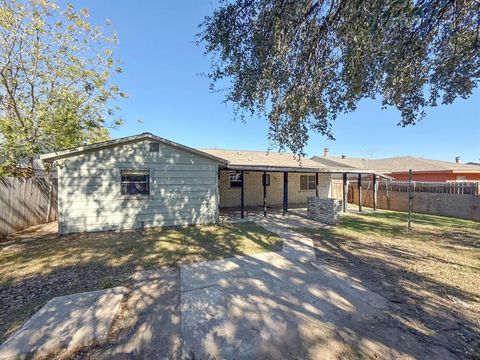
[222,164,391,176]
[40,133,229,164]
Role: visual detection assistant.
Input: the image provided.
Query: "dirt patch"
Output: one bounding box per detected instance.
[71,268,181,359]
[298,210,480,359]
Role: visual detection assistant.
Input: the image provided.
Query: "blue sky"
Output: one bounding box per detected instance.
[68,0,480,162]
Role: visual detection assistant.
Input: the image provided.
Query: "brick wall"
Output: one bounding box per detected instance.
[219,171,332,208]
[349,188,480,221]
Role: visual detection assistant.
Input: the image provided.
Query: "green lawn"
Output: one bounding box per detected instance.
[0,222,281,342]
[296,210,480,358]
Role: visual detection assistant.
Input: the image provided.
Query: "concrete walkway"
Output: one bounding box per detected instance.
[180,215,450,359]
[222,209,324,262]
[254,215,317,262]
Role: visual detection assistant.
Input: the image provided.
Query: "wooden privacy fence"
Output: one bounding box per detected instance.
[0,177,57,238]
[331,180,344,200]
[377,181,480,195]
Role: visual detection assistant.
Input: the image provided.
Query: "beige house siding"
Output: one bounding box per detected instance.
[219,171,332,208]
[57,139,220,234]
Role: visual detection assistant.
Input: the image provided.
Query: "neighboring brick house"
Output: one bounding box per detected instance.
[311,149,480,182]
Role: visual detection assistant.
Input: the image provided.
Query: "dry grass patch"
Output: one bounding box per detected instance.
[297,210,480,358]
[0,222,281,342]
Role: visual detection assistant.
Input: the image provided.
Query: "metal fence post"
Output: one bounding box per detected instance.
[408,169,413,231]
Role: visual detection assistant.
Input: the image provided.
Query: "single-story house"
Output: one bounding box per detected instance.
[41,133,382,234]
[312,149,480,182]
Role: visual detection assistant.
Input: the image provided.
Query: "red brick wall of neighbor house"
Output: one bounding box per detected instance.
[389,172,480,181]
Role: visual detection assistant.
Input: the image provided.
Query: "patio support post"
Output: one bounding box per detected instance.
[240,170,245,218]
[373,173,377,211]
[358,173,362,212]
[263,171,267,217]
[342,173,347,212]
[315,172,319,197]
[283,172,289,216]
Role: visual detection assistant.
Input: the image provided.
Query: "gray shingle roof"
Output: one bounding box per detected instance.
[311,155,480,172]
[200,149,326,169]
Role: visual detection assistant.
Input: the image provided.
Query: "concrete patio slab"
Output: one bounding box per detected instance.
[219,208,330,230]
[181,280,348,359]
[0,287,127,360]
[180,253,450,359]
[180,215,451,359]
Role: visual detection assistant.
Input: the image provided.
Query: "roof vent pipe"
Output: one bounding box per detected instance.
[455,156,461,164]
[324,148,329,157]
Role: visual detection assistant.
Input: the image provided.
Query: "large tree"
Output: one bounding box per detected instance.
[199,0,480,155]
[0,0,125,176]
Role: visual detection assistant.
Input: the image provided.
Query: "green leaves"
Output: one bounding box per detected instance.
[0,0,125,176]
[199,0,480,156]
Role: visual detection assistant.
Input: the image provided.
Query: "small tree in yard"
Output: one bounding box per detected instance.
[199,0,480,155]
[0,0,126,177]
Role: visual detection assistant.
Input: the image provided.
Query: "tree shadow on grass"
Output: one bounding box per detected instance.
[343,212,480,250]
[364,210,480,230]
[298,223,480,358]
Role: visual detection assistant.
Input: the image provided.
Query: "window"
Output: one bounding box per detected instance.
[121,170,150,195]
[262,173,270,186]
[456,176,467,181]
[300,175,316,190]
[149,142,159,152]
[229,172,243,188]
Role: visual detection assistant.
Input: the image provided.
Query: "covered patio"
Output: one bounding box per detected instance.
[200,148,389,220]
[217,165,387,219]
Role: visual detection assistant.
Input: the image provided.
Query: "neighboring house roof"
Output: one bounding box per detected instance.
[199,148,384,175]
[312,155,480,173]
[310,156,360,169]
[40,133,229,164]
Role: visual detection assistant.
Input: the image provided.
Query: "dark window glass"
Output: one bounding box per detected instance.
[149,142,159,152]
[300,175,316,190]
[229,172,243,188]
[262,174,270,186]
[121,170,150,195]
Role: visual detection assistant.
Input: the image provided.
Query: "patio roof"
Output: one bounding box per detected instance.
[199,148,392,177]
[202,149,390,220]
